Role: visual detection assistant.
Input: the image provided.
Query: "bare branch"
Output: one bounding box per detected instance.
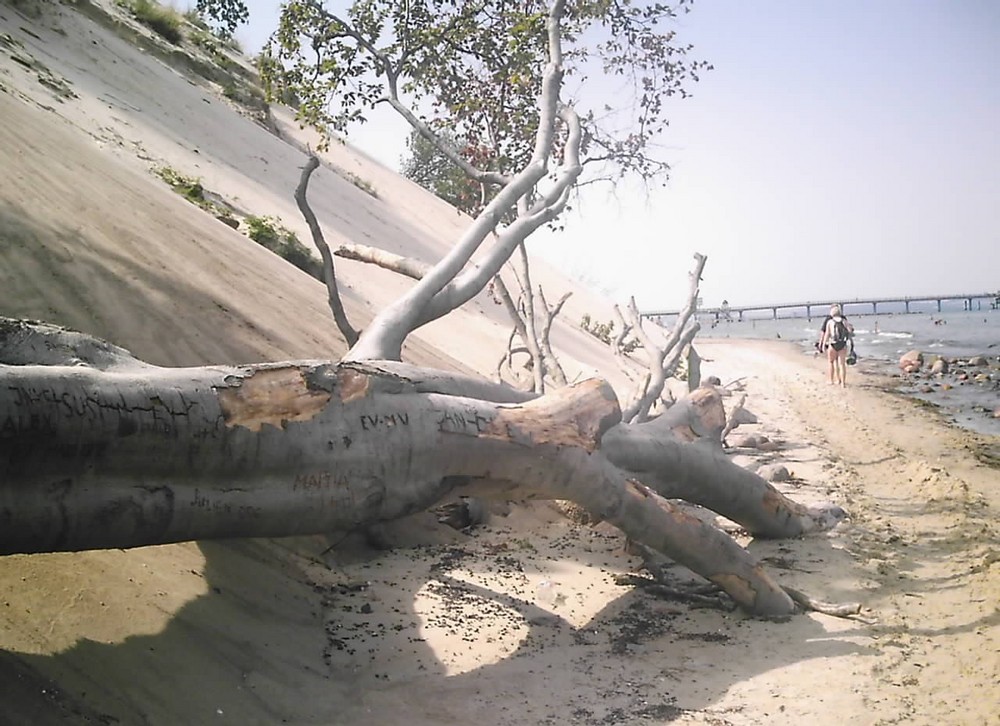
[720,393,747,444]
[611,303,633,357]
[333,243,431,281]
[537,287,570,388]
[514,244,545,393]
[652,252,708,363]
[346,2,575,361]
[621,253,707,423]
[384,96,511,188]
[415,104,583,326]
[492,275,540,392]
[294,153,359,347]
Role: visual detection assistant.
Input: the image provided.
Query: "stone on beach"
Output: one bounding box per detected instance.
[899,349,923,373]
[729,433,777,450]
[756,463,791,482]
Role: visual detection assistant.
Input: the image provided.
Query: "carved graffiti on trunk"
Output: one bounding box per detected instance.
[436,407,495,435]
[359,412,409,431]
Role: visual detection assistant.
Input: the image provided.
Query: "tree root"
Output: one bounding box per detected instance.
[782,587,862,618]
[623,541,861,619]
[613,573,737,612]
[619,574,862,619]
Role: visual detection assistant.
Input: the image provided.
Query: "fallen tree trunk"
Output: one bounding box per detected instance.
[601,384,843,538]
[603,421,843,538]
[0,319,836,616]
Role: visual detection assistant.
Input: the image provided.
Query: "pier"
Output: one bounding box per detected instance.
[642,292,1000,324]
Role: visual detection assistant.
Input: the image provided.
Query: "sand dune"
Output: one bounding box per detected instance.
[0,2,997,724]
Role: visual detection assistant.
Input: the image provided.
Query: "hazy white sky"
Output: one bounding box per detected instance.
[240,1,999,309]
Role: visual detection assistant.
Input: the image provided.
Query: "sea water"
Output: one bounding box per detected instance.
[696,303,1000,436]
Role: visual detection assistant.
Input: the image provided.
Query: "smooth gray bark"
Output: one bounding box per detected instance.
[295,153,359,346]
[604,386,844,538]
[344,6,583,362]
[0,319,810,615]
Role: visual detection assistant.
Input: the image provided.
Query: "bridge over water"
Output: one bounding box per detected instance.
[641,292,1000,323]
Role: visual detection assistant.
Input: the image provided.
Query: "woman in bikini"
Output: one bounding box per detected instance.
[818,304,853,386]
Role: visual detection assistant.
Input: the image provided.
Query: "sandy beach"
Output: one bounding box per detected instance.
[2,338,997,725]
[1,2,999,724]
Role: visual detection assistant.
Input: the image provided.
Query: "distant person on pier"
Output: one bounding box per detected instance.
[818,304,854,386]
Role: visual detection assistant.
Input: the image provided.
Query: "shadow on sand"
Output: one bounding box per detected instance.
[0,512,893,726]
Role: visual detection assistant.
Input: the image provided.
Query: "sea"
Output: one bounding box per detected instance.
[695,300,1000,437]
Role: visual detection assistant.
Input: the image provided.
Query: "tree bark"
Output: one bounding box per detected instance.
[0,319,811,616]
[602,422,844,539]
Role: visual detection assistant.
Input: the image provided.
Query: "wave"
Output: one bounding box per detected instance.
[877,332,914,339]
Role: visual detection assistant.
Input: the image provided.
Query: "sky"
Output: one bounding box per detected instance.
[238,1,1000,310]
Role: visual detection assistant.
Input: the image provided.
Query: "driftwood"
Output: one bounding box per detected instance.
[0,319,849,616]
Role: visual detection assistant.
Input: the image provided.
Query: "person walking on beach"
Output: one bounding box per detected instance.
[818,304,854,386]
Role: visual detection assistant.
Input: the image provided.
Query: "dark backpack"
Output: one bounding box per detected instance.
[831,317,850,345]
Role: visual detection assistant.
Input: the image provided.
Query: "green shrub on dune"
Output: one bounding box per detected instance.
[118,0,183,45]
[245,215,322,278]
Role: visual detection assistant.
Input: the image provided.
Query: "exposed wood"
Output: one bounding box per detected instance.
[333,242,430,281]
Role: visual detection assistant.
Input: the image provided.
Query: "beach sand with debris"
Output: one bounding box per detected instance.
[0,2,998,723]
